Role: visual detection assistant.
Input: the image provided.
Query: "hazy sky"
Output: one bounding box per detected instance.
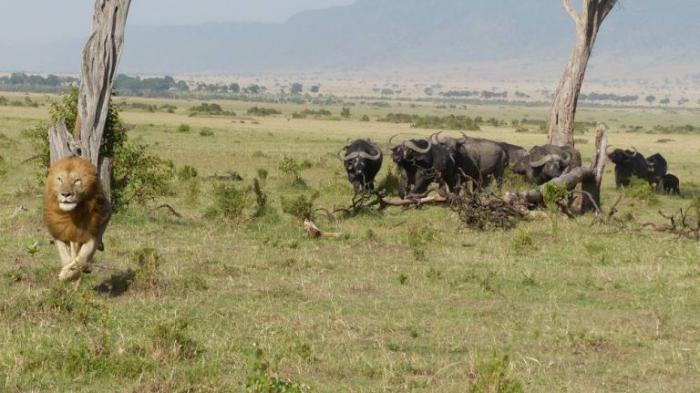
[0,0,354,45]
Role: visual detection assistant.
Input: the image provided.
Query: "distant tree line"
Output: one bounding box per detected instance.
[441,90,508,99]
[0,72,78,92]
[579,92,638,103]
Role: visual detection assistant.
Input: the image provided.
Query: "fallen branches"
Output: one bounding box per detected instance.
[379,195,449,208]
[451,191,523,230]
[641,207,700,240]
[504,123,608,215]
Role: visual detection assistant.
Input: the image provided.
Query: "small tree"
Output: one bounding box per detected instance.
[645,95,656,105]
[290,83,303,95]
[341,107,351,118]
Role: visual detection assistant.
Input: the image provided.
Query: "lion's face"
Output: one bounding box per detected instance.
[47,157,98,212]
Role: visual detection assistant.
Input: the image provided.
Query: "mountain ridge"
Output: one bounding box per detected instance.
[1,0,697,81]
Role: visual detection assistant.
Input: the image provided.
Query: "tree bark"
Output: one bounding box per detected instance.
[49,0,131,201]
[48,0,131,257]
[548,0,617,147]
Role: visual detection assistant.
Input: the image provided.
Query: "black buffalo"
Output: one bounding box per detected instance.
[391,137,459,198]
[661,173,680,195]
[607,149,653,188]
[513,144,582,185]
[497,142,528,168]
[339,139,383,193]
[433,133,508,188]
[646,153,668,187]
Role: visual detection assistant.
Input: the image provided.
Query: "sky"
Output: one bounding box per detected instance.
[0,0,354,45]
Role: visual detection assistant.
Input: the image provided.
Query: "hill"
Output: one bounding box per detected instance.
[1,0,698,81]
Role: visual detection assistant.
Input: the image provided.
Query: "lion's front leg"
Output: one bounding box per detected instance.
[54,240,73,267]
[58,238,98,281]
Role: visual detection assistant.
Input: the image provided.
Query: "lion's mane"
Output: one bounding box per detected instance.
[44,157,110,244]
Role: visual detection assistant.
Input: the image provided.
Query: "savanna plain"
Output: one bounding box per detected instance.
[1,92,699,392]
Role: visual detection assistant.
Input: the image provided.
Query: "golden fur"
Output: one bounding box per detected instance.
[44,157,110,245]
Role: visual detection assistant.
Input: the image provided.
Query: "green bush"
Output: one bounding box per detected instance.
[278,156,305,186]
[246,346,309,393]
[378,112,481,131]
[468,353,523,393]
[112,143,175,211]
[177,165,198,181]
[132,248,164,290]
[248,107,281,117]
[281,194,317,221]
[291,109,332,119]
[151,317,201,361]
[176,123,191,133]
[210,183,249,222]
[199,128,215,137]
[622,176,659,205]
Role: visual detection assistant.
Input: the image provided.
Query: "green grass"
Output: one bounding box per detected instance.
[0,92,699,392]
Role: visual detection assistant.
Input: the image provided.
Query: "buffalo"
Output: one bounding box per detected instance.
[661,173,680,195]
[497,142,528,168]
[513,144,582,185]
[433,133,508,188]
[391,137,459,199]
[607,149,671,189]
[339,139,383,193]
[646,153,668,187]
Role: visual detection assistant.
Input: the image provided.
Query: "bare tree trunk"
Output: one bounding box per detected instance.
[49,0,131,253]
[49,0,131,201]
[548,0,618,147]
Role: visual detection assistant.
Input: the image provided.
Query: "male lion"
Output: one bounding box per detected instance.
[44,156,110,281]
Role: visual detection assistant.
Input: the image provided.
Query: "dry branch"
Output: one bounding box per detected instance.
[504,124,608,215]
[379,195,449,208]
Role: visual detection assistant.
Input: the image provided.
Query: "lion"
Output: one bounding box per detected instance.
[44,156,111,281]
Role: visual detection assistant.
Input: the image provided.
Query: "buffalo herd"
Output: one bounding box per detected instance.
[607,148,680,194]
[340,134,681,198]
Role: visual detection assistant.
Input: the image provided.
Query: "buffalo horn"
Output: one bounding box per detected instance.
[404,139,432,154]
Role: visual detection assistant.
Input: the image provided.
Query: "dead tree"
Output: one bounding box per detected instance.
[506,123,609,214]
[548,0,618,147]
[49,0,131,241]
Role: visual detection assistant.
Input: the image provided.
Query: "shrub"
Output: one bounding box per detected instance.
[177,165,198,181]
[150,317,201,361]
[377,113,481,131]
[132,248,164,290]
[246,346,309,393]
[468,353,524,393]
[278,155,305,186]
[291,109,332,119]
[112,143,175,211]
[622,176,659,205]
[340,107,351,118]
[257,168,268,181]
[210,183,248,222]
[176,123,191,133]
[281,194,318,221]
[248,107,281,117]
[361,115,370,122]
[199,128,215,137]
[252,179,268,218]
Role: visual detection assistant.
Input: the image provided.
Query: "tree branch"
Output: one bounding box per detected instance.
[562,0,580,24]
[598,0,618,22]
